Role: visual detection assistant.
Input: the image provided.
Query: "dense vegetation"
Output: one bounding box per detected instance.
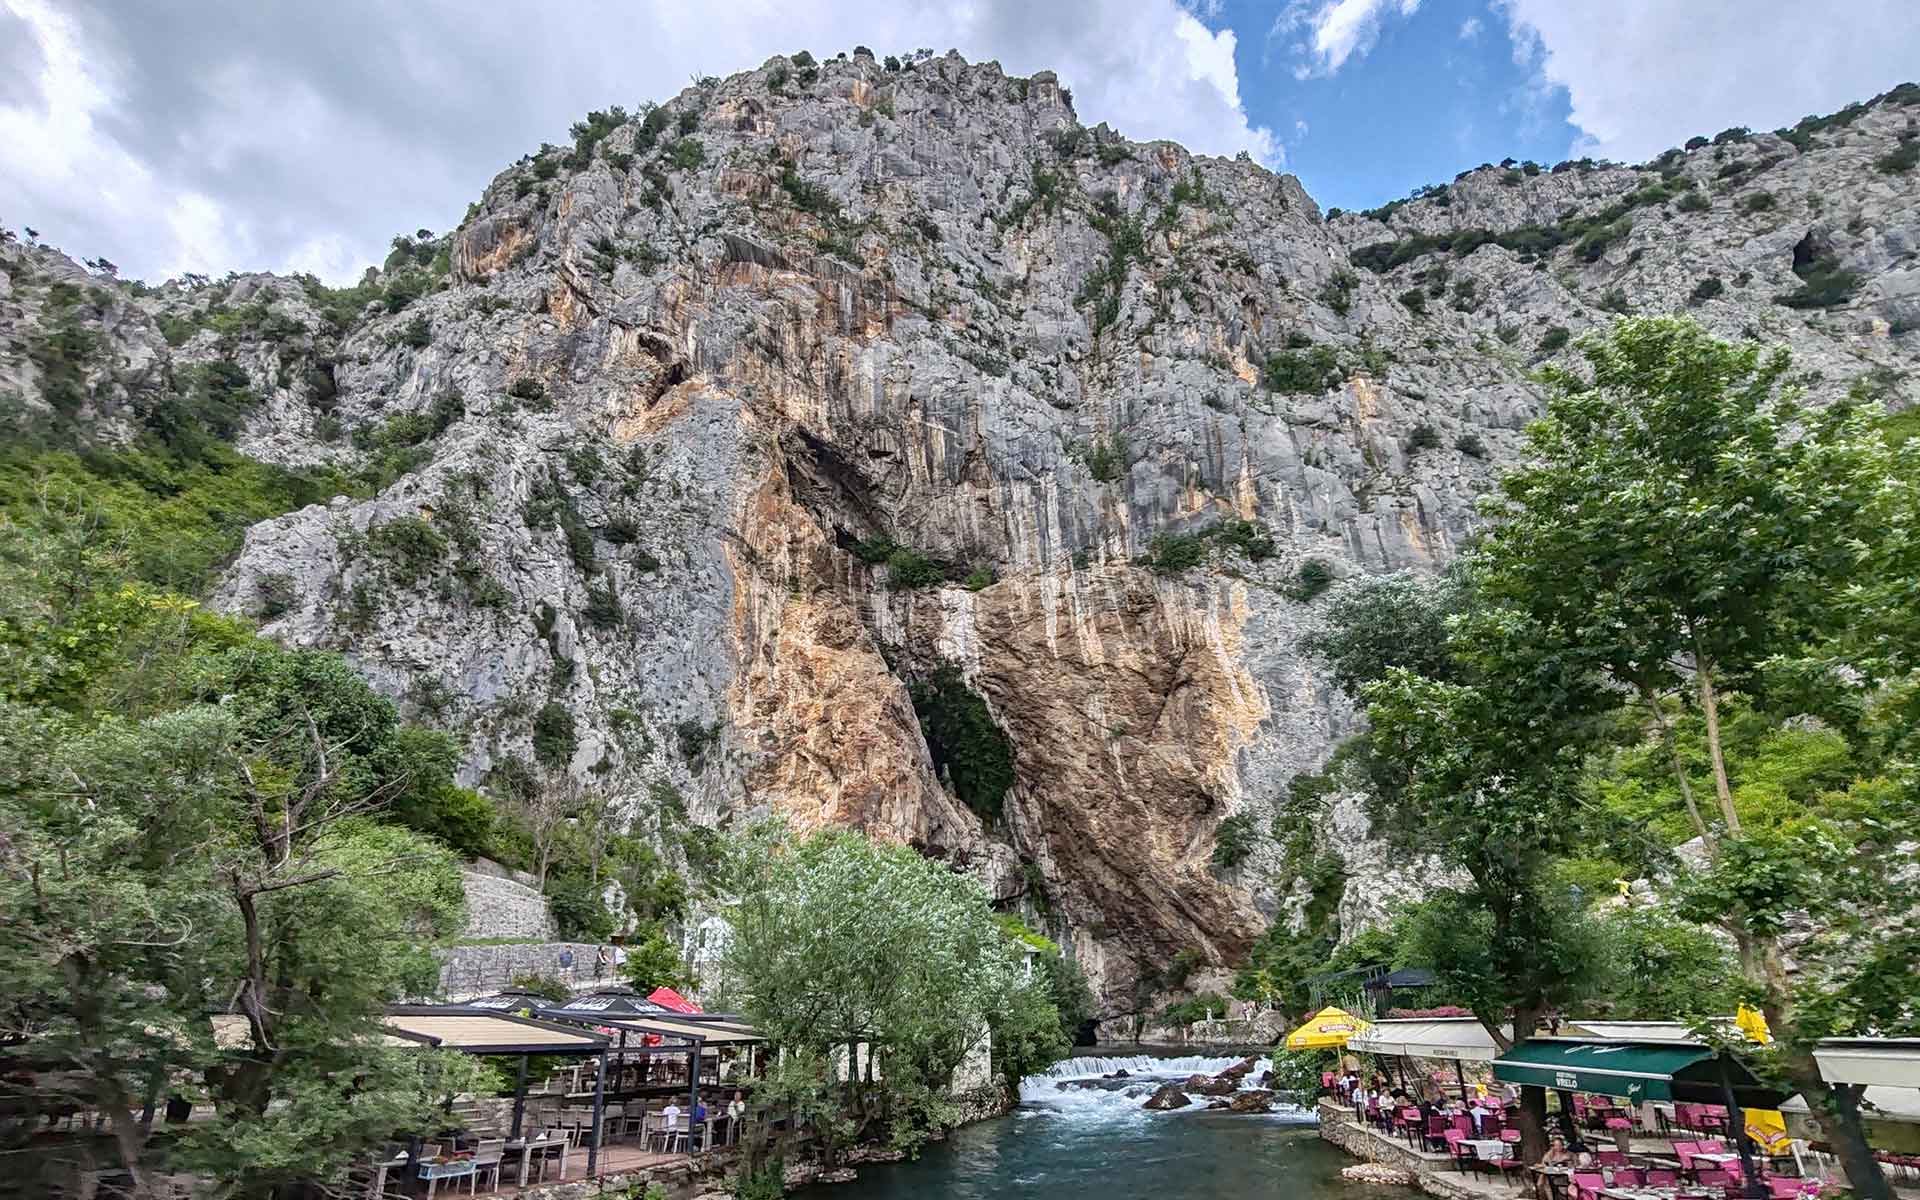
[1242,318,1918,1198]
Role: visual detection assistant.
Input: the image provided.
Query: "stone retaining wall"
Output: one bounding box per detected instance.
[436,942,609,1000]
[1317,1100,1484,1200]
[460,868,556,941]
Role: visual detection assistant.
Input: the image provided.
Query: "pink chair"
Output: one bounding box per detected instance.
[1613,1169,1644,1187]
[1573,1171,1606,1200]
[1697,1170,1733,1191]
[1445,1128,1474,1174]
[1675,1144,1700,1176]
[1647,1170,1679,1187]
[1699,1139,1727,1154]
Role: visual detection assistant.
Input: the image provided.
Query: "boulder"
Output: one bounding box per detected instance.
[1206,1100,1231,1109]
[1229,1089,1276,1113]
[1184,1074,1238,1096]
[1216,1056,1261,1082]
[1344,1165,1419,1186]
[1143,1084,1192,1110]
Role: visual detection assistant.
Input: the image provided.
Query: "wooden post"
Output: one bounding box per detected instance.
[509,1055,529,1140]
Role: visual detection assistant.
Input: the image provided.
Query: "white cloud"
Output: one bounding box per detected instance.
[1458,15,1482,40]
[1494,0,1920,162]
[1276,0,1422,79]
[0,0,1277,282]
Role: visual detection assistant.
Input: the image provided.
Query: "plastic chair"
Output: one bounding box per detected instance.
[1597,1151,1630,1167]
[1426,1112,1452,1152]
[1613,1169,1644,1187]
[1647,1170,1679,1186]
[1573,1171,1607,1200]
[1696,1170,1733,1191]
[1700,1139,1728,1154]
[1445,1129,1474,1174]
[1767,1179,1803,1199]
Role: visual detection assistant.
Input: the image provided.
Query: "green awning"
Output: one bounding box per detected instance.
[1492,1039,1787,1107]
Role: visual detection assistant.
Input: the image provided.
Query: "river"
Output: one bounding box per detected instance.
[807,1051,1421,1200]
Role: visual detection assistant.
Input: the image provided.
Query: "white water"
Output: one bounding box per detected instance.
[1016,1052,1316,1127]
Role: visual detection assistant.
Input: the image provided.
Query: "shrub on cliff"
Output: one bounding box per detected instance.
[910,666,1015,821]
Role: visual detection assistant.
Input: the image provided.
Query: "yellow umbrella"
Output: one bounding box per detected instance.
[1286,1006,1370,1050]
[1745,1108,1790,1152]
[1735,1004,1773,1044]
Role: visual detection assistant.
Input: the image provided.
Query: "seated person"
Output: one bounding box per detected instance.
[1542,1135,1575,1166]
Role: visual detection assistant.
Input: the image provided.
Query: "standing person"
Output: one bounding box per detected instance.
[594,944,611,979]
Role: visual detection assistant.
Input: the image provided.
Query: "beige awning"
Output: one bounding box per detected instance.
[211,1013,418,1051]
[381,1009,609,1054]
[613,1016,764,1045]
[1349,1018,1508,1062]
[1812,1039,1920,1089]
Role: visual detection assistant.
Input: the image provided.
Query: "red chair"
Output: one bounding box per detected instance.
[1699,1139,1728,1154]
[1697,1170,1734,1191]
[1647,1170,1679,1187]
[1613,1169,1644,1187]
[1452,1114,1474,1135]
[1424,1112,1451,1152]
[1572,1171,1606,1200]
[1675,1144,1701,1177]
[1399,1107,1424,1148]
[1767,1179,1803,1200]
[1445,1129,1474,1174]
[1494,1131,1528,1189]
[1597,1151,1630,1168]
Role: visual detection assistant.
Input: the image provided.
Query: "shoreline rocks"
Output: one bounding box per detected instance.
[1143,1083,1192,1110]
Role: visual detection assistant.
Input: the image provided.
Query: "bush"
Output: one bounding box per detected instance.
[1739,191,1776,214]
[583,583,623,629]
[1291,558,1334,601]
[508,972,573,1003]
[397,316,431,348]
[1211,519,1276,562]
[1677,190,1711,213]
[963,567,996,591]
[1262,343,1344,394]
[1080,435,1128,483]
[545,870,615,942]
[1141,532,1209,575]
[1211,812,1258,870]
[1876,140,1920,174]
[1685,135,1710,150]
[1538,325,1572,354]
[1398,288,1427,315]
[1406,423,1441,452]
[885,546,947,589]
[1690,277,1725,305]
[1319,270,1357,316]
[366,515,449,585]
[1454,432,1488,459]
[667,138,705,171]
[909,665,1016,822]
[1776,247,1861,310]
[676,719,723,766]
[507,377,546,402]
[532,701,577,768]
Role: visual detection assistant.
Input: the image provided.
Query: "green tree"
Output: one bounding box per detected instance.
[715,825,1053,1162]
[1472,317,1915,1198]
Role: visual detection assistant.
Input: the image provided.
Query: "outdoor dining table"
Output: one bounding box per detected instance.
[1693,1153,1743,1167]
[503,1136,570,1186]
[1464,1138,1514,1162]
[1601,1189,1718,1200]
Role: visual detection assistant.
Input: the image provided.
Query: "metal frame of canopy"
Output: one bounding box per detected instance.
[381,1005,614,1174]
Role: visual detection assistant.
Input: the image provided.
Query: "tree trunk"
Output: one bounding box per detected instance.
[1688,637,1741,834]
[1641,685,1712,842]
[1517,1085,1550,1168]
[1780,1062,1890,1200]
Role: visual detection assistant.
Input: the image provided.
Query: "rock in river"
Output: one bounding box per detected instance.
[1144,1084,1192,1110]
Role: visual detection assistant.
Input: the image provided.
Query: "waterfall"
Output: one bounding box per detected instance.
[1028,1054,1268,1081]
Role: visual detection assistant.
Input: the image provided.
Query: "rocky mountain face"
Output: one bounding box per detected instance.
[4,49,1916,1025]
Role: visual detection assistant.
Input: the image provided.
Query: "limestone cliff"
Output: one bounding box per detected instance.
[3,50,1915,1021]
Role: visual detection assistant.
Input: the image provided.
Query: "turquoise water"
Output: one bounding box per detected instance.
[810,1053,1422,1200]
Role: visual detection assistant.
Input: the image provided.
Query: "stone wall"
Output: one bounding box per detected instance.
[435,942,609,1000]
[1316,1099,1483,1200]
[460,867,557,942]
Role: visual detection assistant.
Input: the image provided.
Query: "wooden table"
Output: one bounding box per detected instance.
[364,1153,408,1198]
[503,1137,570,1186]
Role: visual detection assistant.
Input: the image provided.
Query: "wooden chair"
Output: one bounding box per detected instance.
[468,1140,504,1193]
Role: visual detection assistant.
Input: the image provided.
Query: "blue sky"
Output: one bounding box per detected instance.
[4,0,1917,282]
[1225,0,1581,212]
